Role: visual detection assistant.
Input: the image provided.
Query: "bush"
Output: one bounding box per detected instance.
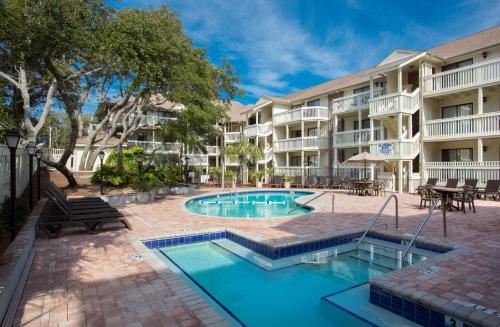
[250,170,263,183]
[283,175,294,182]
[164,166,182,186]
[91,147,145,187]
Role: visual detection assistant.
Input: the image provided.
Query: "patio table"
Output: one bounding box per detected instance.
[430,186,464,238]
[353,180,373,196]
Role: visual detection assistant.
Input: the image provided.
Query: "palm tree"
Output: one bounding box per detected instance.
[223,138,263,184]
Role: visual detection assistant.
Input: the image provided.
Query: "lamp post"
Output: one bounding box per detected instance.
[4,129,21,241]
[98,150,105,195]
[25,141,36,210]
[184,155,189,187]
[35,150,42,200]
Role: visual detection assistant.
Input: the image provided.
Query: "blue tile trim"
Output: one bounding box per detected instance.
[369,285,445,327]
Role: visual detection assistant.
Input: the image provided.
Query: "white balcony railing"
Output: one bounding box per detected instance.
[369,133,420,160]
[244,121,272,137]
[332,91,370,114]
[224,132,241,143]
[369,88,420,117]
[128,115,176,127]
[334,128,380,147]
[274,166,329,177]
[127,140,181,153]
[224,156,239,166]
[424,161,500,186]
[273,106,329,125]
[257,147,273,164]
[423,57,500,96]
[423,112,500,140]
[274,137,328,152]
[187,154,209,166]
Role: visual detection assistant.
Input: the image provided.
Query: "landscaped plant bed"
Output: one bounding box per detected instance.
[168,184,196,195]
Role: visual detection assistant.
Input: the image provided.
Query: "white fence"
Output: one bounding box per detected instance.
[369,88,420,117]
[273,106,328,125]
[335,128,380,147]
[423,112,500,140]
[274,137,328,152]
[224,132,241,143]
[331,91,370,114]
[0,145,38,203]
[423,57,500,96]
[424,161,500,186]
[275,166,329,177]
[244,122,272,137]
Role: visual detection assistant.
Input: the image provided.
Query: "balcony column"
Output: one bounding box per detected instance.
[256,111,259,125]
[398,113,403,155]
[478,87,483,114]
[333,114,338,146]
[301,121,305,137]
[369,118,374,142]
[317,120,320,136]
[407,115,412,139]
[357,109,362,148]
[369,76,374,99]
[398,160,403,194]
[152,130,155,143]
[397,68,403,92]
[477,138,483,162]
[286,124,289,139]
[286,152,289,167]
[301,150,305,183]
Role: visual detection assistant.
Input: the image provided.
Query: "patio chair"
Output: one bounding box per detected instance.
[331,176,342,189]
[419,185,439,209]
[316,176,328,188]
[41,189,131,238]
[270,175,283,188]
[303,176,316,188]
[476,180,500,200]
[453,185,477,213]
[463,179,478,188]
[414,178,438,194]
[291,176,303,188]
[445,179,459,188]
[346,179,356,195]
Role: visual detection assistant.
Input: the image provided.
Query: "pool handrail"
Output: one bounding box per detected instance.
[356,194,398,249]
[287,191,334,215]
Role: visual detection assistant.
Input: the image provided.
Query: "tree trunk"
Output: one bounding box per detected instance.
[117,143,123,175]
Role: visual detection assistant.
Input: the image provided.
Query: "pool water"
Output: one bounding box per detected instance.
[185,191,314,218]
[159,241,426,326]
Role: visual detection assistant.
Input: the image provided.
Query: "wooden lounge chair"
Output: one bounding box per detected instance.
[303,176,316,188]
[331,176,342,189]
[41,189,131,238]
[270,175,283,188]
[476,180,500,200]
[316,176,328,189]
[48,182,104,204]
[445,179,459,188]
[453,185,477,213]
[291,176,303,188]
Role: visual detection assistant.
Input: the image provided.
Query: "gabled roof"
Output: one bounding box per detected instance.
[377,49,420,66]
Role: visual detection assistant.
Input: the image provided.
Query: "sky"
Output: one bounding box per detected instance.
[109,0,500,105]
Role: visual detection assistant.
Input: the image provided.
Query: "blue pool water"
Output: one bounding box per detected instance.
[159,241,427,326]
[185,191,314,218]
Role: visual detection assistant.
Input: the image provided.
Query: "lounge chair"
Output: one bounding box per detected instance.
[476,180,500,200]
[445,179,459,188]
[270,175,283,188]
[48,182,104,204]
[419,185,439,209]
[316,176,328,189]
[331,176,342,189]
[303,176,316,188]
[463,179,478,188]
[414,178,438,194]
[453,185,477,213]
[291,176,303,188]
[41,189,131,238]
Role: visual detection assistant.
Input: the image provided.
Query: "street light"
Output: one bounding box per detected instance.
[184,155,190,186]
[25,141,36,210]
[35,150,42,200]
[4,129,21,241]
[98,150,105,195]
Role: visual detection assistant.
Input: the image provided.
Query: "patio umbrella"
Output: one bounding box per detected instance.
[343,151,387,179]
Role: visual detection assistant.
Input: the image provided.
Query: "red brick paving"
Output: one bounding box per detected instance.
[13,187,500,326]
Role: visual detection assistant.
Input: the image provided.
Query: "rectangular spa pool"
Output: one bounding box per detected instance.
[153,236,437,327]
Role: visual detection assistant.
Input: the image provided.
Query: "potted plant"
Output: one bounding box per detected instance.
[133,178,155,203]
[283,176,293,189]
[225,169,237,188]
[250,170,264,188]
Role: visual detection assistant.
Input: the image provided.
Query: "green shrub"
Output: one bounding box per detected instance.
[283,175,294,182]
[250,170,263,182]
[164,166,182,186]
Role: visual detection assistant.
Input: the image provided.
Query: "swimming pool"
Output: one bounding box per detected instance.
[185,190,314,218]
[150,233,440,326]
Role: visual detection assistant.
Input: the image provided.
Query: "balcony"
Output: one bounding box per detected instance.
[257,147,273,164]
[127,140,181,153]
[423,57,500,96]
[331,91,370,114]
[224,132,241,143]
[423,112,500,140]
[244,121,272,137]
[224,156,239,166]
[274,166,328,176]
[274,137,328,152]
[369,133,420,160]
[128,115,176,127]
[273,106,328,125]
[424,161,500,186]
[187,154,209,166]
[334,128,380,147]
[369,89,420,118]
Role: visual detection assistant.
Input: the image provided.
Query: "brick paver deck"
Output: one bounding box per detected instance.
[12,187,500,326]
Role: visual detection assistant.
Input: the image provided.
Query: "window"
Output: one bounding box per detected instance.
[442,103,473,118]
[290,130,302,138]
[137,133,146,141]
[354,119,370,130]
[442,58,473,72]
[442,148,473,162]
[306,155,318,166]
[307,127,318,137]
[291,104,303,109]
[307,99,320,107]
[290,156,302,166]
[353,86,370,94]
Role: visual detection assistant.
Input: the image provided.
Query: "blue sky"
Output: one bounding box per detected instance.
[109,0,500,105]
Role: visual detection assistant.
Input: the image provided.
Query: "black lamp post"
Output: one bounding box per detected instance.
[4,129,21,241]
[98,150,105,195]
[25,141,36,210]
[184,155,189,186]
[35,149,42,200]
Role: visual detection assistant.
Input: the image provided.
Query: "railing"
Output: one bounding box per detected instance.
[244,121,272,137]
[224,157,239,166]
[356,195,399,248]
[424,161,500,186]
[423,112,500,140]
[127,140,181,153]
[288,191,334,215]
[402,198,444,265]
[257,148,273,163]
[0,145,39,202]
[127,115,176,127]
[274,166,329,176]
[187,154,209,166]
[224,132,241,143]
[273,106,329,125]
[332,91,370,114]
[274,136,328,152]
[369,133,420,160]
[334,128,380,146]
[423,57,500,95]
[369,88,420,117]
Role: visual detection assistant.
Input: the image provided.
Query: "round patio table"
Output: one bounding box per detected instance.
[353,180,373,196]
[430,186,464,238]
